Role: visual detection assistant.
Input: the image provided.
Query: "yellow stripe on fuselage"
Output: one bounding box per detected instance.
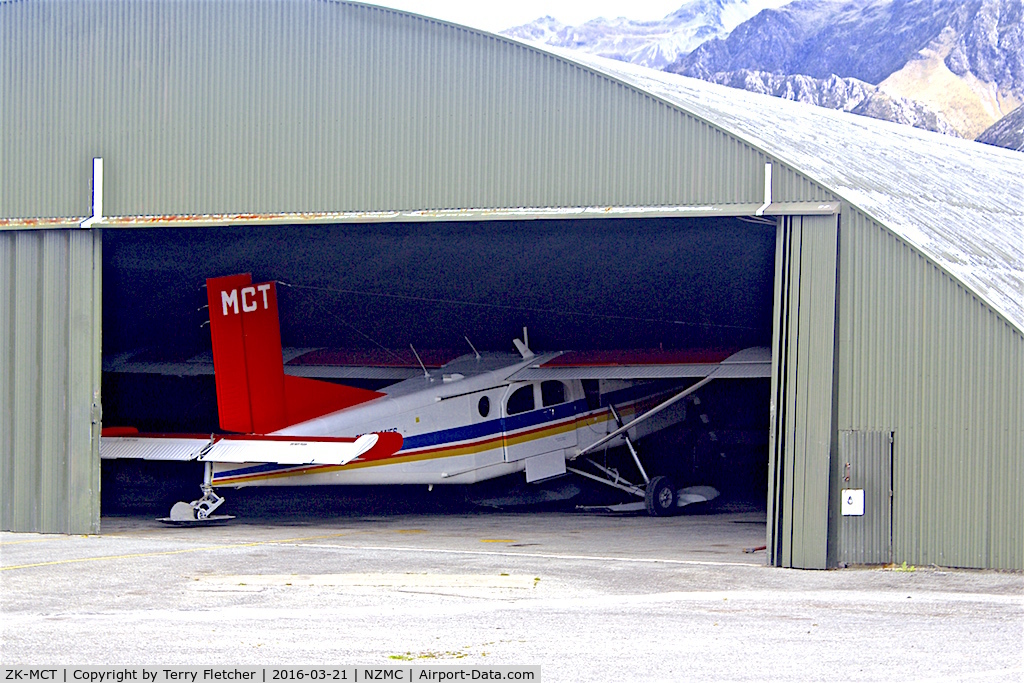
[212,402,643,486]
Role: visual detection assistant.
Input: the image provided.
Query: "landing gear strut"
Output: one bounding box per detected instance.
[159,461,234,525]
[569,460,680,517]
[568,403,679,517]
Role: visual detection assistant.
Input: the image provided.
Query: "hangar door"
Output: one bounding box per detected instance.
[1,229,103,534]
[767,214,839,570]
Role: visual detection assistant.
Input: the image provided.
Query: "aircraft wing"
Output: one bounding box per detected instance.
[506,347,771,381]
[100,431,403,466]
[530,347,771,462]
[103,347,462,380]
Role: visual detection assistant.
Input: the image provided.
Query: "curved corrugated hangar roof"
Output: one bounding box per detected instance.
[2,0,1021,570]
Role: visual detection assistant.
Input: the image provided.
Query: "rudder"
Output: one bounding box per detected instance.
[206,274,383,434]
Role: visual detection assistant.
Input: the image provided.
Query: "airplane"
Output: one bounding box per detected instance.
[100,273,771,522]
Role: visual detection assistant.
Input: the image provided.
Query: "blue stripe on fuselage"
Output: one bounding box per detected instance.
[401,414,504,450]
[215,380,690,478]
[497,397,588,434]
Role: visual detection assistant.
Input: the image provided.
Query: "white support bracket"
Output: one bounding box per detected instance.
[755,161,772,217]
[80,157,104,229]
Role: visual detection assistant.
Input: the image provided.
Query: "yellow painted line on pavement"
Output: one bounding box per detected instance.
[0,532,352,571]
[0,536,83,546]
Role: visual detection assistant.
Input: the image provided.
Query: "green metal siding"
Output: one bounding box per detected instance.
[768,214,839,569]
[836,208,1024,569]
[0,0,801,221]
[0,229,102,534]
[772,168,833,205]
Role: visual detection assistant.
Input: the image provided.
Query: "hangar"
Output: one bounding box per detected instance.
[1,0,1021,570]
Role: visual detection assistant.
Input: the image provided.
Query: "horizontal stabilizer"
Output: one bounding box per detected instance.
[202,434,378,465]
[100,432,403,466]
[202,431,403,465]
[100,435,212,461]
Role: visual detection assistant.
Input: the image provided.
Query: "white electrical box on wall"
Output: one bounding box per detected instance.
[841,489,865,516]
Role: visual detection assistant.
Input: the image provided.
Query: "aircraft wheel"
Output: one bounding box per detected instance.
[645,476,676,517]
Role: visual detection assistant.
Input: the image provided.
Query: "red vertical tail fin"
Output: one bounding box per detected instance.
[206,274,384,434]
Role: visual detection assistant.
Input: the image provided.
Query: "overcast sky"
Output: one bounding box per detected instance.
[363,1,692,33]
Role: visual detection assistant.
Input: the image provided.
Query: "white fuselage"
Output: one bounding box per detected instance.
[211,352,686,488]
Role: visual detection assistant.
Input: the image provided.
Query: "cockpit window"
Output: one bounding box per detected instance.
[541,380,566,407]
[506,385,535,415]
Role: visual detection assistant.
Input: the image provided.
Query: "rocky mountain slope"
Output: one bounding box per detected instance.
[976,103,1024,149]
[668,0,1024,138]
[704,70,961,135]
[505,0,1023,143]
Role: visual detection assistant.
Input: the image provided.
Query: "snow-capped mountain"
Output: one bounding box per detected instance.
[502,0,792,70]
[668,0,1024,139]
[502,0,1023,144]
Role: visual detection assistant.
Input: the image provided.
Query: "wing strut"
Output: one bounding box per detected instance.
[566,464,644,498]
[610,404,649,485]
[573,373,718,460]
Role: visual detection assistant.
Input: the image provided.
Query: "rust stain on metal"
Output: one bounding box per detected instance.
[2,202,822,230]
